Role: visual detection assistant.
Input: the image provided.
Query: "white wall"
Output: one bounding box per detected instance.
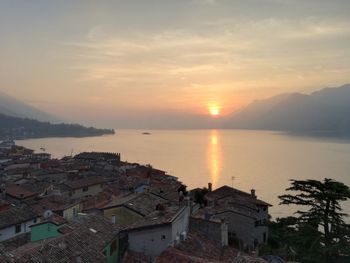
[128,226,172,258]
[254,205,269,244]
[171,207,190,241]
[128,207,190,259]
[0,218,40,242]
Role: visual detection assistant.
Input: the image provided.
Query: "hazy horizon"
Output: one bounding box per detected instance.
[1,0,350,128]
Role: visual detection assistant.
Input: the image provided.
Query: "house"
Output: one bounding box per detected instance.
[189,216,228,247]
[0,139,15,150]
[74,152,121,165]
[30,213,67,242]
[199,184,271,250]
[34,170,67,184]
[17,180,52,197]
[102,192,168,226]
[32,152,51,161]
[27,195,81,220]
[5,183,38,201]
[123,205,190,260]
[61,176,106,199]
[155,230,240,263]
[0,204,40,242]
[3,214,123,263]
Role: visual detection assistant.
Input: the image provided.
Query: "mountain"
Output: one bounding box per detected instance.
[225,84,350,136]
[0,91,62,123]
[0,114,115,140]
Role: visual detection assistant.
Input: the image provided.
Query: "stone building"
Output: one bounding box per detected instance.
[195,184,271,250]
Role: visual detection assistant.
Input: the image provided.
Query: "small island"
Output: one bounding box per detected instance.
[0,113,115,140]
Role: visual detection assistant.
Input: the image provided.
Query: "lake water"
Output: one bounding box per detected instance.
[16,129,350,219]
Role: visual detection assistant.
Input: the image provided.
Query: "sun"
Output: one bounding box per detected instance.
[209,105,220,116]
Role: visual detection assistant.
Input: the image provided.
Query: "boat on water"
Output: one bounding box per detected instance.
[142,132,151,135]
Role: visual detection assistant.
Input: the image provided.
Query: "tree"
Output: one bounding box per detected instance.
[193,187,208,207]
[278,178,350,262]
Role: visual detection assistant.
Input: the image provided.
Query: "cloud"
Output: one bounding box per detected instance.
[58,13,350,119]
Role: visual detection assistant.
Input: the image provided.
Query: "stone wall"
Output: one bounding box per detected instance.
[189,217,228,246]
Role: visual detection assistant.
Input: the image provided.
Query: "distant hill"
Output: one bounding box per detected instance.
[0,90,62,123]
[0,114,115,140]
[225,84,350,136]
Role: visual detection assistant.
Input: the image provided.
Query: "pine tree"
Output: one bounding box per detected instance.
[279,178,350,262]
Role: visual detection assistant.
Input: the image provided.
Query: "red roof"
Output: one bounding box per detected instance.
[206,185,271,207]
[6,183,37,200]
[156,231,240,263]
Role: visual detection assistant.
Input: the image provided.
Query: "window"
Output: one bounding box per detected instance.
[161,235,166,240]
[263,207,267,212]
[110,240,117,255]
[33,219,37,223]
[15,224,21,233]
[82,187,88,192]
[263,232,267,243]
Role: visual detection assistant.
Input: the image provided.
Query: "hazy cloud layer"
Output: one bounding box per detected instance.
[0,0,350,127]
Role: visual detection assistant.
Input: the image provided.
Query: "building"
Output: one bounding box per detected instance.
[198,185,271,250]
[102,192,168,226]
[74,152,121,165]
[4,183,38,202]
[124,206,190,260]
[0,140,15,150]
[155,230,240,263]
[61,176,106,199]
[3,214,123,263]
[0,204,40,242]
[27,195,81,220]
[30,213,67,242]
[32,152,51,161]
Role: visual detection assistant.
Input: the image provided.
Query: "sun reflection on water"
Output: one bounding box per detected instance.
[208,130,222,188]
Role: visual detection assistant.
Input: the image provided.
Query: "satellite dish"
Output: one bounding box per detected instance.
[43,210,53,218]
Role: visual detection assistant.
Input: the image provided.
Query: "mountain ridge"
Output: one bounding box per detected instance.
[225,84,350,136]
[0,90,63,123]
[0,113,115,140]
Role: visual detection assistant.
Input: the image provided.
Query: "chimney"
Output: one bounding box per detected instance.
[251,189,256,198]
[111,215,116,225]
[208,183,212,192]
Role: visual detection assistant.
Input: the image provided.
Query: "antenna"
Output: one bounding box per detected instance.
[231,176,235,188]
[70,149,74,157]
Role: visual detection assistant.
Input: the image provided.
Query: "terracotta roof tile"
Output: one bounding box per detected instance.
[64,176,106,190]
[0,204,39,230]
[4,214,121,263]
[5,183,37,200]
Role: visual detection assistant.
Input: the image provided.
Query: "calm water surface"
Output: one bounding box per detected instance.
[16,129,350,219]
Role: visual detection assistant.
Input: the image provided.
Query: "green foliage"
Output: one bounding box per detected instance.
[193,187,208,207]
[0,113,114,139]
[265,178,350,263]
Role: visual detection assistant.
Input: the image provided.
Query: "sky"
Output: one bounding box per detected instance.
[1,0,350,128]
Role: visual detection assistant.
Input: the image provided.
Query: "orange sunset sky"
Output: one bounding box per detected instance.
[1,0,350,127]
